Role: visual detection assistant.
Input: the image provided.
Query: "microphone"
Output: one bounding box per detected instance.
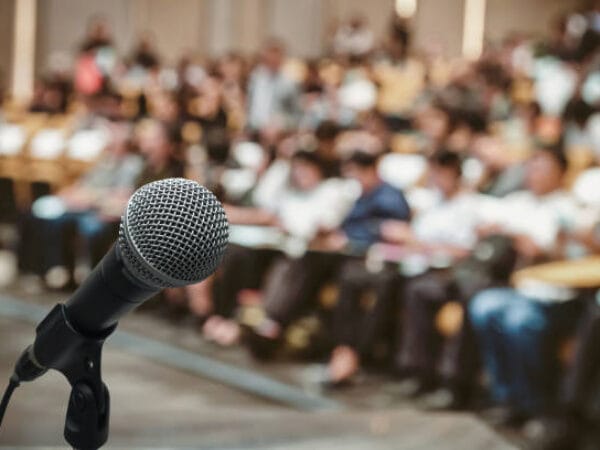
[64,177,229,335]
[12,177,229,381]
[0,178,228,449]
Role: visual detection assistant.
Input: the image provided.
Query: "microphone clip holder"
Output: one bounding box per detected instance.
[31,304,115,450]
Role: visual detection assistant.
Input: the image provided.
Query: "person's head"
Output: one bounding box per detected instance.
[86,16,112,42]
[428,149,463,198]
[315,120,340,157]
[414,103,451,143]
[515,100,542,131]
[136,31,157,52]
[525,142,568,196]
[349,14,367,31]
[342,151,380,191]
[261,38,285,72]
[218,52,245,83]
[563,97,594,128]
[290,150,325,191]
[136,120,177,168]
[363,110,390,142]
[105,121,133,157]
[89,90,123,120]
[151,93,180,124]
[303,60,323,94]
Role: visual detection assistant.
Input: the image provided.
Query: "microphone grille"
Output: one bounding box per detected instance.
[118,178,229,288]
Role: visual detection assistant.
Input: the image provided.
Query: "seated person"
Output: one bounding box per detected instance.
[554,285,600,449]
[242,151,410,357]
[468,143,584,428]
[133,119,185,186]
[383,151,491,400]
[327,150,485,389]
[516,229,600,449]
[20,120,143,288]
[203,149,354,346]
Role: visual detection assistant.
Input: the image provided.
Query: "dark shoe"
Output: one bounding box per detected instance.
[482,406,530,428]
[320,377,355,390]
[241,324,281,361]
[417,387,467,411]
[388,376,437,399]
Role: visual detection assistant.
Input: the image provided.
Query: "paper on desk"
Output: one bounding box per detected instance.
[30,128,66,159]
[228,225,285,248]
[67,128,109,161]
[0,124,26,155]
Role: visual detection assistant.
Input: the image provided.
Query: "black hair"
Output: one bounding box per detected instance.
[165,122,183,145]
[315,120,340,141]
[429,149,462,176]
[476,60,513,92]
[292,150,326,174]
[344,151,378,168]
[535,140,568,173]
[562,97,594,128]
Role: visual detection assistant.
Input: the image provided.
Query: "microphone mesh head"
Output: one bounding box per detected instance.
[118,178,229,288]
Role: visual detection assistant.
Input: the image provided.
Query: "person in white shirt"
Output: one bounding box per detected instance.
[352,150,490,403]
[469,144,584,426]
[204,150,353,346]
[244,152,411,360]
[246,39,300,137]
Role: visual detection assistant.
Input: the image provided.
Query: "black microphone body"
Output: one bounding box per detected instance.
[5,178,228,449]
[64,244,157,336]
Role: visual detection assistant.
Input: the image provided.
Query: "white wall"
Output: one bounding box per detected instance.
[268,0,325,57]
[132,0,208,59]
[36,0,134,70]
[413,0,465,56]
[31,0,590,72]
[323,0,395,45]
[34,0,397,66]
[485,0,582,42]
[35,0,211,70]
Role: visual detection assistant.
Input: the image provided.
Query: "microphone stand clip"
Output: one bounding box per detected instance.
[23,304,115,450]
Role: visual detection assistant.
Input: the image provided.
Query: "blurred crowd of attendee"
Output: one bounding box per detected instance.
[4,4,600,449]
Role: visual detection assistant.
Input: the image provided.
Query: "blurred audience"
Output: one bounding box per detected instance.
[4,5,600,449]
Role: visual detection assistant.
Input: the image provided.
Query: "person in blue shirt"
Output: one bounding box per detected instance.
[242,151,411,360]
[340,151,411,252]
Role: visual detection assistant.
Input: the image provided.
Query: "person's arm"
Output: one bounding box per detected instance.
[58,184,97,211]
[224,204,278,226]
[418,242,471,259]
[380,220,471,258]
[380,220,415,245]
[510,233,547,260]
[559,222,600,255]
[96,188,134,220]
[478,224,553,261]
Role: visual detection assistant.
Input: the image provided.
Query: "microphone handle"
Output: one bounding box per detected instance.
[64,244,158,336]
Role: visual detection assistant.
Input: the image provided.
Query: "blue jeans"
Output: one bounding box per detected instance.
[469,288,581,414]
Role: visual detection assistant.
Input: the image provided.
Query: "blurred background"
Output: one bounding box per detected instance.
[2,0,600,449]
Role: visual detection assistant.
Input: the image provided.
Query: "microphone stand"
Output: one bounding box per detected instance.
[29,304,113,450]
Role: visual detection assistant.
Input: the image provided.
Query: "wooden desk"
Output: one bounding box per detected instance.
[512,255,600,289]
